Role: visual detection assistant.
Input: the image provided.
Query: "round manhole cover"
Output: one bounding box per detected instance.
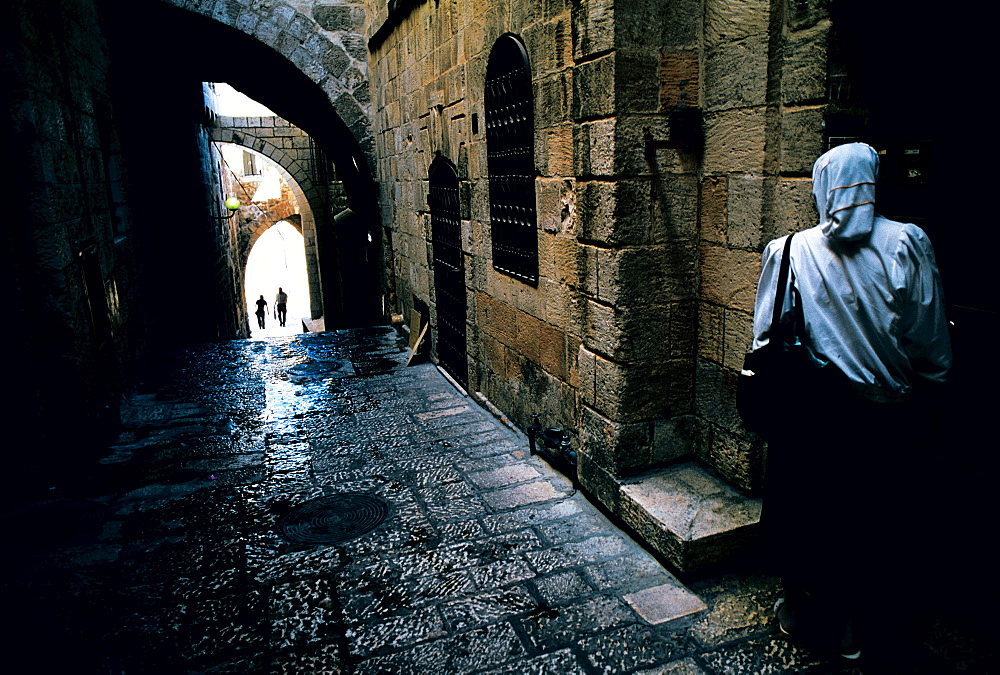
[278,494,390,544]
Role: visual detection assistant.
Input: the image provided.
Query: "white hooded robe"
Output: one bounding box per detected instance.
[752,142,951,402]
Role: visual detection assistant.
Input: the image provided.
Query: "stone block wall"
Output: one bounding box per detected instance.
[571,0,704,506]
[370,0,586,443]
[3,0,145,455]
[694,0,829,492]
[369,0,831,502]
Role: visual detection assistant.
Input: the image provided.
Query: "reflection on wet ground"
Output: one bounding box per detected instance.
[0,327,988,673]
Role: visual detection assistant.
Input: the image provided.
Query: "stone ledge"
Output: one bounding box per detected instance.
[616,461,761,574]
[303,317,325,333]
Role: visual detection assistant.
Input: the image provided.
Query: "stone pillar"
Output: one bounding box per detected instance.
[569,0,703,503]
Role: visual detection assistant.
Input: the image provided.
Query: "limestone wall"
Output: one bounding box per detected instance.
[369,0,585,446]
[368,0,830,499]
[570,0,704,505]
[695,0,828,492]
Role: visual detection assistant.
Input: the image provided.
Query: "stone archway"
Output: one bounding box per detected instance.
[212,120,325,319]
[117,0,385,327]
[244,217,313,332]
[154,0,374,167]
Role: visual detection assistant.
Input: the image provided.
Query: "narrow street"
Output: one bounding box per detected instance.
[0,328,984,674]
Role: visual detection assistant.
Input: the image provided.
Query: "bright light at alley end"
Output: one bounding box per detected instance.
[225,197,242,211]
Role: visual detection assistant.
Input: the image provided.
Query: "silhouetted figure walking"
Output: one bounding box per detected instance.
[254,295,268,329]
[275,287,288,327]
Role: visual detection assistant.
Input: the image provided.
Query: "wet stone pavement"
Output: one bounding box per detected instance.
[0,327,987,674]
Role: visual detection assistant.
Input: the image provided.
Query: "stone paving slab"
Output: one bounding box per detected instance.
[625,584,707,625]
[0,327,986,674]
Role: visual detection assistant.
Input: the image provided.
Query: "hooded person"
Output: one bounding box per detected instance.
[753,142,951,400]
[752,142,951,660]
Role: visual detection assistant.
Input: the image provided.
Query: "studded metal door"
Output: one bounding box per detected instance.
[429,159,468,388]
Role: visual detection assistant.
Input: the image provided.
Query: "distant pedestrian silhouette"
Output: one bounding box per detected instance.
[275,287,288,327]
[254,295,267,329]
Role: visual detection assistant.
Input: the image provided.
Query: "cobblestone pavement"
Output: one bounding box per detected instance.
[0,328,988,674]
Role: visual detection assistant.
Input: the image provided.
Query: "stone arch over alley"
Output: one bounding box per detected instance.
[212,116,326,320]
[113,0,386,329]
[153,0,375,166]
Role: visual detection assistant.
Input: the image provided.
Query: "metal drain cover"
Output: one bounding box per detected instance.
[278,494,390,544]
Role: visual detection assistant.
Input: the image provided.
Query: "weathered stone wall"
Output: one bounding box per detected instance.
[695,0,828,492]
[369,0,586,445]
[570,0,704,507]
[199,116,247,342]
[367,0,708,508]
[2,0,145,455]
[369,0,831,502]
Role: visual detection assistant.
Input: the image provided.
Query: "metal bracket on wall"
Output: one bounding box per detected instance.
[644,107,704,159]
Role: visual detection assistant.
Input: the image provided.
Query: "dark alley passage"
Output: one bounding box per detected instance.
[3,1,994,670]
[0,328,988,674]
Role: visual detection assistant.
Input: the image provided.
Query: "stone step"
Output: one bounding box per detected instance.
[302,316,325,332]
[614,461,762,574]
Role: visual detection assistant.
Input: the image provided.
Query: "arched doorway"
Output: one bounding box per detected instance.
[214,131,325,324]
[245,221,311,337]
[429,157,468,388]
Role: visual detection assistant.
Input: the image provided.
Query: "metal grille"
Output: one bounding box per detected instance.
[429,159,468,388]
[308,137,333,186]
[486,35,538,285]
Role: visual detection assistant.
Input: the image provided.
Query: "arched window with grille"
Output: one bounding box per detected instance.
[485,34,538,285]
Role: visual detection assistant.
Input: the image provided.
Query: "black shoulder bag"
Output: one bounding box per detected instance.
[737,233,821,440]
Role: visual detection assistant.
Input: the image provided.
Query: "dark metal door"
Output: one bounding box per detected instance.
[429,159,468,388]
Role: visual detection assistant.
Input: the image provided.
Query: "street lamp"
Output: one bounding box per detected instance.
[212,197,242,220]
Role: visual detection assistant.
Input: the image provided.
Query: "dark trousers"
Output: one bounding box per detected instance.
[763,382,934,646]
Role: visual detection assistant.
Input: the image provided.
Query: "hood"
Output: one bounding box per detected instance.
[811,142,879,242]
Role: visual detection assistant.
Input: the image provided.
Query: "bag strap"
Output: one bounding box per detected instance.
[770,232,795,344]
